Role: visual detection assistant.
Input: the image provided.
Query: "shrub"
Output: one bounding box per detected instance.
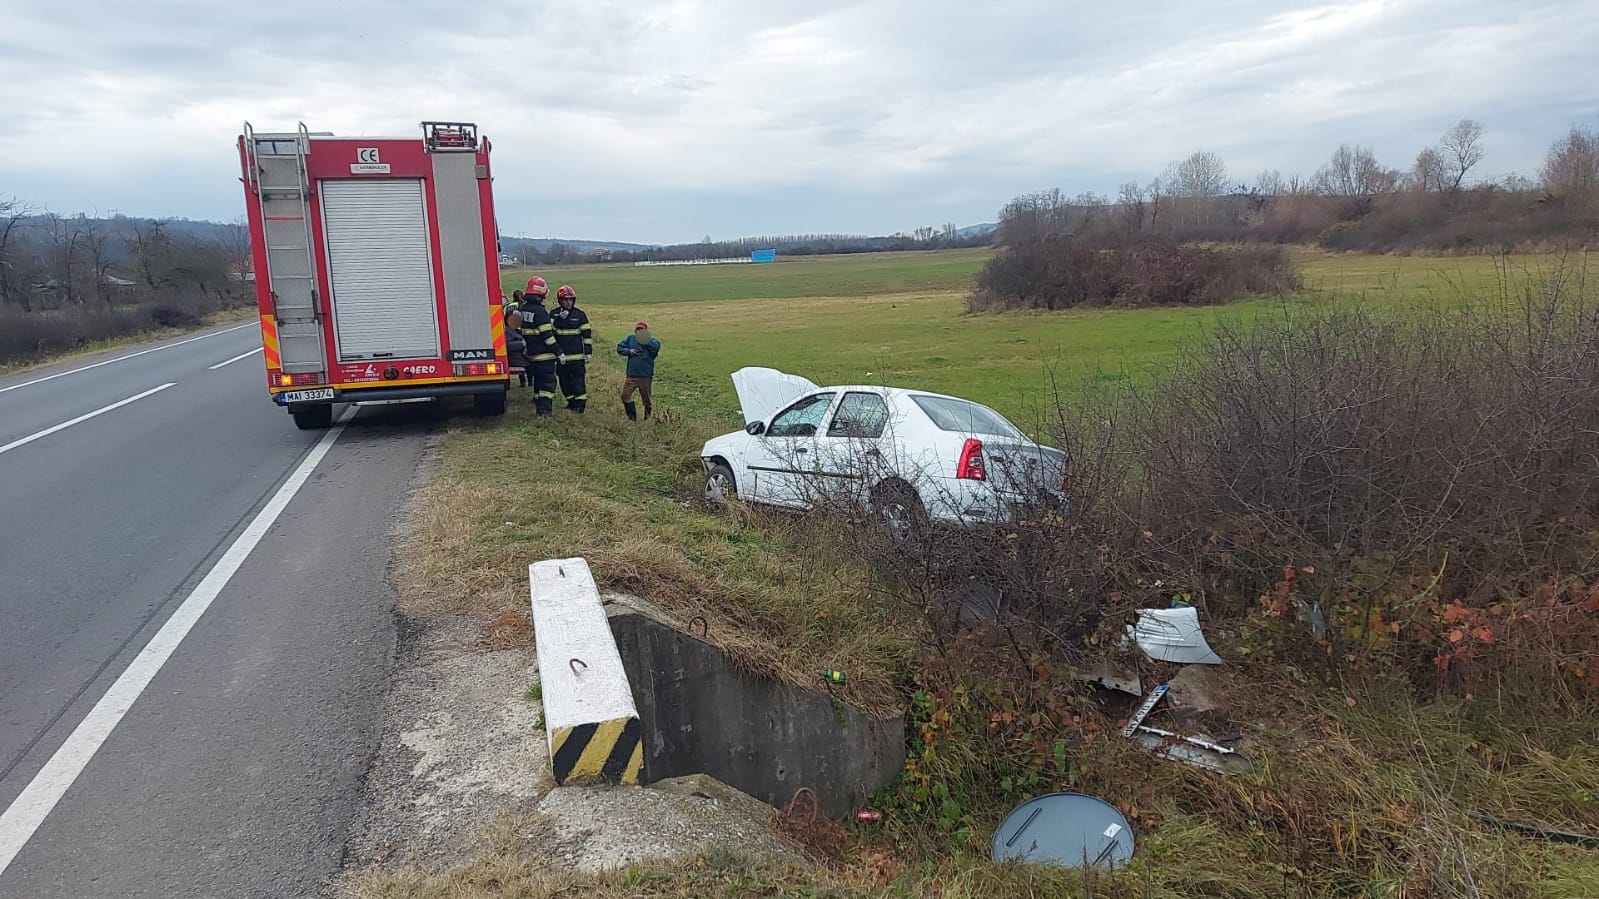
[0,289,241,366]
[1084,253,1599,704]
[968,234,1301,312]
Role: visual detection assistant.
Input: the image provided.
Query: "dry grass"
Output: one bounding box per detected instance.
[393,363,918,716]
[345,812,1111,899]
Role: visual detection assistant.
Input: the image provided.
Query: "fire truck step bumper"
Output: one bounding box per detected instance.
[276,382,505,406]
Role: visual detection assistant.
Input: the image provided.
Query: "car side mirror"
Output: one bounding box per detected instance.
[745,421,765,436]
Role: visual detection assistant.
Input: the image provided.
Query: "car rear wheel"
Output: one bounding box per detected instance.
[873,483,928,543]
[291,403,334,430]
[703,462,737,508]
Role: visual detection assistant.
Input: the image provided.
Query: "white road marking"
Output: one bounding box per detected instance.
[0,406,356,877]
[207,347,264,370]
[0,323,255,395]
[0,384,176,457]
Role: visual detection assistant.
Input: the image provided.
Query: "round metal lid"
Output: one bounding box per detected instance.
[990,792,1134,867]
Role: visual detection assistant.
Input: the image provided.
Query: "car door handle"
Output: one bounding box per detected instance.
[795,447,809,454]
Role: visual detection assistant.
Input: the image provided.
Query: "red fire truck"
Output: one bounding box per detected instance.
[238,121,510,429]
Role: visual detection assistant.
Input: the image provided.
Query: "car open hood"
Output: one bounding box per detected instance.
[731,367,820,425]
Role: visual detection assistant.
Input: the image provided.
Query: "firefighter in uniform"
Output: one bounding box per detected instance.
[504,290,528,387]
[551,284,593,413]
[520,277,559,417]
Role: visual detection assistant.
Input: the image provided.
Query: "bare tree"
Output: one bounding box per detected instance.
[996,188,1072,245]
[1146,175,1167,232]
[1253,170,1287,198]
[1412,147,1446,192]
[1314,144,1399,218]
[218,219,251,269]
[1117,181,1146,233]
[0,196,34,310]
[1165,150,1229,228]
[128,220,176,291]
[1439,118,1486,192]
[80,217,116,303]
[1540,124,1599,203]
[1173,150,1230,199]
[41,212,87,304]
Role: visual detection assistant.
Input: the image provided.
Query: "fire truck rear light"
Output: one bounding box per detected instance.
[453,362,500,377]
[487,363,500,375]
[278,374,292,387]
[278,372,324,387]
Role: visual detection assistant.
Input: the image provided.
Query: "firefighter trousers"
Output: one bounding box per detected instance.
[529,359,558,415]
[556,360,588,412]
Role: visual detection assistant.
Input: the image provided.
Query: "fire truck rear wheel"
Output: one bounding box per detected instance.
[291,403,334,430]
[473,391,507,417]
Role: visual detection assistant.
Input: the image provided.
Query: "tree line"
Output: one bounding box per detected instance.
[511,224,993,266]
[0,202,253,365]
[1001,116,1599,252]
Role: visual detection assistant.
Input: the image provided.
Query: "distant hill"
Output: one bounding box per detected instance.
[498,236,656,254]
[8,213,992,261]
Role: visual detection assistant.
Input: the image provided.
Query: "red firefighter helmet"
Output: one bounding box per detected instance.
[525,276,548,297]
[556,284,576,301]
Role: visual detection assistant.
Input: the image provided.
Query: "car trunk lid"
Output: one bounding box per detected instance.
[981,440,1070,499]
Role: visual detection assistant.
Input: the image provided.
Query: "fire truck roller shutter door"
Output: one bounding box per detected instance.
[320,179,441,361]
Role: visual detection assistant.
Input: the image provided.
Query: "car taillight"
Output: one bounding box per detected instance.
[453,362,502,376]
[956,438,986,480]
[277,372,324,387]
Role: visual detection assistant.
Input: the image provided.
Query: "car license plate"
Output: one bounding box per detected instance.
[282,388,334,403]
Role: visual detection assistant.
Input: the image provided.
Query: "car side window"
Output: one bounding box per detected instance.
[827,392,889,439]
[767,393,836,438]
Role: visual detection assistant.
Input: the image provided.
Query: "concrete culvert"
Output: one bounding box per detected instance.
[605,596,905,819]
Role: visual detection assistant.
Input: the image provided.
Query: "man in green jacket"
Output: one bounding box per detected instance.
[615,321,661,421]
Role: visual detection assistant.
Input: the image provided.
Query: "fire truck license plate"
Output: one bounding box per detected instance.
[283,388,334,403]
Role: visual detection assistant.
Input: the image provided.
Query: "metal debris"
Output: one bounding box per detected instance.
[1127,607,1224,665]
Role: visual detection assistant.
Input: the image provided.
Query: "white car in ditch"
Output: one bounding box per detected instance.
[700,367,1070,536]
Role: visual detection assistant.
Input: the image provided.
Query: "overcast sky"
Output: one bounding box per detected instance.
[2,0,1596,244]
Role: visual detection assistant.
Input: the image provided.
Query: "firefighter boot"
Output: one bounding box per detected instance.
[623,402,638,421]
[643,402,653,421]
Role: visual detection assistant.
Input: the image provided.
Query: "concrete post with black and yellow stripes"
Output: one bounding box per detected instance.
[528,557,644,786]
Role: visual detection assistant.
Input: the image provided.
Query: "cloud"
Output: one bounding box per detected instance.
[1,0,1595,242]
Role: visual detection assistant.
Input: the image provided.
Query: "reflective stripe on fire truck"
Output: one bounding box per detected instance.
[261,314,282,372]
[491,306,506,358]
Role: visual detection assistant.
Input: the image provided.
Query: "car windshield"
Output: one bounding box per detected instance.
[910,395,1023,439]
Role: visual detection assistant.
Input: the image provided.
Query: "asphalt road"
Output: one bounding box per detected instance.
[0,324,439,897]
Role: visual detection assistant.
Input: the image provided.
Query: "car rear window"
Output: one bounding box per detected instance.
[910,395,1023,438]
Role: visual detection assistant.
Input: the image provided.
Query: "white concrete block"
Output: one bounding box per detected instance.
[529,558,642,784]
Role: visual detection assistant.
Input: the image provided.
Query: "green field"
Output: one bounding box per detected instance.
[504,248,1578,427]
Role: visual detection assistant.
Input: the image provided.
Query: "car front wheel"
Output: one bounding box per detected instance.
[704,462,737,508]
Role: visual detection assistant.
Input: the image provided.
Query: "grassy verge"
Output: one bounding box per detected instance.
[0,305,258,376]
[378,249,1599,897]
[397,362,915,716]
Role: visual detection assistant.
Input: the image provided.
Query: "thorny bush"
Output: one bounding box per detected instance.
[967,233,1302,311]
[835,257,1598,825]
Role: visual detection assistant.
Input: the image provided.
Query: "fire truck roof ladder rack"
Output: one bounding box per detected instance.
[242,121,327,374]
[421,121,479,153]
